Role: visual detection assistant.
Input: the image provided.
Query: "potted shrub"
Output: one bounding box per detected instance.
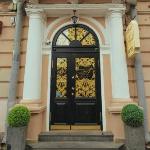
[121,104,145,150]
[7,105,30,150]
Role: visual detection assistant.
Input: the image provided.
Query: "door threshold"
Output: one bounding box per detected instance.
[51,125,101,130]
[51,125,70,130]
[71,125,101,130]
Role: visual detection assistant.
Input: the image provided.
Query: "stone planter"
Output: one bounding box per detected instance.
[124,124,145,150]
[7,126,27,150]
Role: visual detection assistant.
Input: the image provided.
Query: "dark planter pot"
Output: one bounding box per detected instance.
[124,124,145,150]
[7,126,27,150]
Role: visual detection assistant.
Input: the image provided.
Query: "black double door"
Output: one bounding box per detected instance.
[50,52,102,126]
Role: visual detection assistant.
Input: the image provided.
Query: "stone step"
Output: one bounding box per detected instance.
[26,141,125,150]
[38,131,114,142]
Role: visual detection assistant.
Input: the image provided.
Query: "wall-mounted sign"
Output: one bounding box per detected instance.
[126,20,140,58]
[0,21,3,34]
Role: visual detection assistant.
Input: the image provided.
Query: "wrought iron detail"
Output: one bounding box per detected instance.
[56,58,67,98]
[53,24,99,48]
[75,58,96,98]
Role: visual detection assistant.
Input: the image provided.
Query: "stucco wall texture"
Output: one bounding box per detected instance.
[0,0,150,140]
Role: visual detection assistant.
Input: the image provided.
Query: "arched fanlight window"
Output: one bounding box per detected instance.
[52,24,99,49]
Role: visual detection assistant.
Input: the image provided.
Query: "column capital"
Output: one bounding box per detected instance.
[107,7,125,18]
[25,8,45,19]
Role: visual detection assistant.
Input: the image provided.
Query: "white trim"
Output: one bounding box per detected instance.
[28,3,125,9]
[45,17,109,131]
[26,4,125,17]
[82,16,108,44]
[45,17,105,46]
[100,52,106,131]
[46,49,52,131]
[45,16,107,46]
[42,46,110,55]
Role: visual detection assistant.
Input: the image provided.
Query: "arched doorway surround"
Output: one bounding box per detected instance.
[50,23,102,129]
[23,4,130,139]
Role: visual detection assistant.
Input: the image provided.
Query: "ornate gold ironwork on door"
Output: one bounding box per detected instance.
[56,27,96,46]
[75,58,96,98]
[56,58,67,98]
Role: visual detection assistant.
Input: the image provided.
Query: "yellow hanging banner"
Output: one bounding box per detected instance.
[126,20,140,58]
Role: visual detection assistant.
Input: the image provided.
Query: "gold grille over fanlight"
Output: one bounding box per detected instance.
[56,27,96,46]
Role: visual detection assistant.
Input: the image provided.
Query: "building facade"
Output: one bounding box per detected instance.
[0,0,150,141]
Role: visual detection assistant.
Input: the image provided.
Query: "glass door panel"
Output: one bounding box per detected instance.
[75,58,96,98]
[56,58,67,98]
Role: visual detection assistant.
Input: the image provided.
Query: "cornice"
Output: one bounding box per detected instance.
[25,3,125,17]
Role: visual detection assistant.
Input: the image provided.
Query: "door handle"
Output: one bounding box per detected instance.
[71,93,74,96]
[72,87,75,90]
[72,76,74,79]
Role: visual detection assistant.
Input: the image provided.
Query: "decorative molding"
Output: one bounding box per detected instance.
[106,8,126,20]
[108,101,137,114]
[107,106,123,114]
[0,12,16,16]
[20,99,42,104]
[42,45,110,55]
[25,4,125,17]
[27,3,125,10]
[28,105,46,114]
[25,8,46,21]
[112,98,132,102]
[28,0,39,4]
[45,18,104,46]
[19,101,46,114]
[108,7,126,13]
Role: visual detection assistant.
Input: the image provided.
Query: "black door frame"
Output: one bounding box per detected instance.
[49,24,103,129]
[50,51,102,128]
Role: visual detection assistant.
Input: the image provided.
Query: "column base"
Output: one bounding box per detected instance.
[108,98,136,114]
[106,98,137,140]
[20,99,42,104]
[19,99,46,114]
[19,99,47,141]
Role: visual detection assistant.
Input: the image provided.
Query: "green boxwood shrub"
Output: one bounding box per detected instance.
[121,104,144,127]
[7,105,31,127]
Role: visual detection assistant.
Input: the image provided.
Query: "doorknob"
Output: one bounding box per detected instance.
[72,87,75,90]
[71,93,74,96]
[72,76,74,79]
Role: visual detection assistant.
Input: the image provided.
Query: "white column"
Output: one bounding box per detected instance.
[23,9,44,100]
[109,9,130,99]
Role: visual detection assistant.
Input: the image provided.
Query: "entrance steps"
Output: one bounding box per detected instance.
[39,131,113,142]
[26,131,126,150]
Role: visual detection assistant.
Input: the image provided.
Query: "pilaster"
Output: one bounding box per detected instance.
[108,8,130,99]
[23,9,45,100]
